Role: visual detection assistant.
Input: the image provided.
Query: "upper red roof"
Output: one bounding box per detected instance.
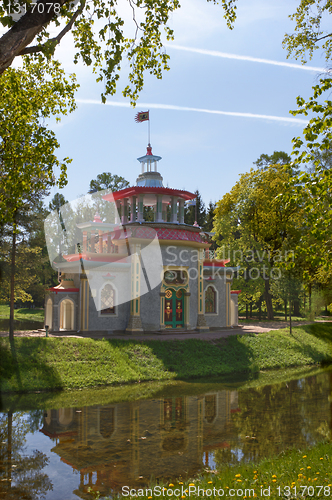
[103,186,196,202]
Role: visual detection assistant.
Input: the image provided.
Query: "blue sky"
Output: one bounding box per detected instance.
[39,0,327,208]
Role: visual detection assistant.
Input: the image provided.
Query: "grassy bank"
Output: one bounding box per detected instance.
[0,304,44,322]
[1,324,332,393]
[107,441,332,500]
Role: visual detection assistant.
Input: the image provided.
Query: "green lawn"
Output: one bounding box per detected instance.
[1,323,332,393]
[0,304,44,322]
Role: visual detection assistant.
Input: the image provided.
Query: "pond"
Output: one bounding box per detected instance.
[0,368,331,500]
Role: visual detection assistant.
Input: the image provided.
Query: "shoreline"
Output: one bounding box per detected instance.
[1,323,332,395]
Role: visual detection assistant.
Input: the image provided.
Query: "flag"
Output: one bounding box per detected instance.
[186,199,196,206]
[135,111,149,123]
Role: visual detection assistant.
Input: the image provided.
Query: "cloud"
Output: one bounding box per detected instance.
[76,99,308,125]
[165,43,327,73]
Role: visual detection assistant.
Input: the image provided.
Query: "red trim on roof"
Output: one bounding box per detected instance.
[103,186,196,202]
[231,290,241,295]
[203,259,230,267]
[63,253,129,263]
[48,287,79,293]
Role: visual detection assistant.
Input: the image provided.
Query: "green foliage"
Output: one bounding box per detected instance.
[213,159,300,318]
[184,190,206,226]
[0,58,77,227]
[88,172,129,192]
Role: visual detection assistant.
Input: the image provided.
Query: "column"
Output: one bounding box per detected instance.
[121,198,128,224]
[155,194,163,222]
[137,194,144,222]
[179,199,185,224]
[98,230,103,253]
[126,244,143,332]
[171,197,178,223]
[115,200,121,224]
[80,276,89,331]
[130,196,137,222]
[197,248,209,331]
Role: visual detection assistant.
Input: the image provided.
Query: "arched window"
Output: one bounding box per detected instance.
[101,284,115,314]
[205,286,216,314]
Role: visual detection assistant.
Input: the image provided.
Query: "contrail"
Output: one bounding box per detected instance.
[77,99,308,125]
[165,43,327,73]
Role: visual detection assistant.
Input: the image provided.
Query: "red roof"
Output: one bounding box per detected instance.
[203,259,230,267]
[103,186,196,202]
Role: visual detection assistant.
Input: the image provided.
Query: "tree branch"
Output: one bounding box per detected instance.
[315,32,332,42]
[19,2,84,56]
[0,0,72,74]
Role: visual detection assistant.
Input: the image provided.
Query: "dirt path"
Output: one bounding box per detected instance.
[0,320,315,341]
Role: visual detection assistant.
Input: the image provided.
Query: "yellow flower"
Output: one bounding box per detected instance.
[303,455,307,458]
[254,471,257,473]
[308,478,311,481]
[169,484,174,487]
[307,466,311,469]
[314,478,318,481]
[316,472,320,475]
[181,497,186,499]
[272,475,277,478]
[320,458,324,460]
[148,497,152,499]
[208,481,213,484]
[272,480,276,483]
[235,474,241,478]
[237,480,242,482]
[189,484,195,486]
[179,482,183,485]
[300,468,304,470]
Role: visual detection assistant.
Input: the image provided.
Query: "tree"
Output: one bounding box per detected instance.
[254,151,291,169]
[89,172,129,193]
[184,190,206,227]
[213,158,301,320]
[0,58,77,341]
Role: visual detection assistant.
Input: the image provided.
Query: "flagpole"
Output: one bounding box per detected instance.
[148,109,150,145]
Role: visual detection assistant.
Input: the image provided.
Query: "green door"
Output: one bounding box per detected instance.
[164,289,184,328]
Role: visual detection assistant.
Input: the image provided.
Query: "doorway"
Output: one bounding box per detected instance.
[164,289,184,328]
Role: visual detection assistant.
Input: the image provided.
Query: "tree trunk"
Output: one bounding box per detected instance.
[250,301,253,318]
[264,278,274,320]
[246,303,248,320]
[0,0,69,74]
[258,299,262,321]
[308,283,312,313]
[284,299,287,321]
[9,221,17,342]
[293,299,300,317]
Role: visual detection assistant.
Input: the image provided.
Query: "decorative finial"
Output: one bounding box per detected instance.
[93,212,102,223]
[146,143,152,156]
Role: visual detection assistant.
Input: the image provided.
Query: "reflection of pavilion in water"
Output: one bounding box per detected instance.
[40,391,239,499]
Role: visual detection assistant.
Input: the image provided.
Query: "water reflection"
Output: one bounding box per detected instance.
[0,411,52,499]
[0,370,331,500]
